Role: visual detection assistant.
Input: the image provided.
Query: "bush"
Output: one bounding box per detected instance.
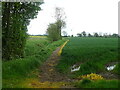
[47,23,61,41]
[81,78,92,85]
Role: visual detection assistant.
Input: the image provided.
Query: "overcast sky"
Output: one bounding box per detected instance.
[27,0,119,36]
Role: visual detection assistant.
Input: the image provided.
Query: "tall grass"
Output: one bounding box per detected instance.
[56,37,118,76]
[74,79,119,88]
[113,63,120,75]
[3,37,66,88]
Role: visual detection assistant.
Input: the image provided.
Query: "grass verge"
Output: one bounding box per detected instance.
[2,37,67,88]
[74,79,119,88]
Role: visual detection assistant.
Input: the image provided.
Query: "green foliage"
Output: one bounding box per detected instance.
[56,37,118,77]
[77,33,82,37]
[113,63,120,75]
[62,31,68,36]
[75,80,119,88]
[2,2,43,60]
[112,33,119,37]
[47,23,61,41]
[81,78,92,85]
[47,21,66,42]
[94,33,99,37]
[88,33,92,37]
[81,31,86,37]
[47,7,66,42]
[3,37,66,88]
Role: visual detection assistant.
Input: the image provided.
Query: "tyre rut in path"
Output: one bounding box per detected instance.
[39,47,76,88]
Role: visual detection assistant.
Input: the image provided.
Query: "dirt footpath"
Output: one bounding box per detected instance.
[39,47,76,88]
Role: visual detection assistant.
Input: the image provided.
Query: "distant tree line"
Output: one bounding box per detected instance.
[28,34,47,36]
[77,31,119,38]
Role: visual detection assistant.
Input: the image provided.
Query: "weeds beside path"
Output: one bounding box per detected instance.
[27,40,77,88]
[2,38,70,88]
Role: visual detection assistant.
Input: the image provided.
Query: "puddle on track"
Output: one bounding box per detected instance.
[106,65,116,71]
[106,62,118,71]
[71,65,80,72]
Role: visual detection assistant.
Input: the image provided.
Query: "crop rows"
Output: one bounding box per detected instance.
[56,37,118,77]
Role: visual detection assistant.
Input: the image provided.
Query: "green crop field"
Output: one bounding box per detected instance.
[56,37,119,88]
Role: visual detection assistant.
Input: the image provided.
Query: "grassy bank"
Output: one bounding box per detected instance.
[74,79,119,88]
[3,37,67,88]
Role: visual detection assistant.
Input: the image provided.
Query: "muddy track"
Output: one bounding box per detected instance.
[98,62,120,80]
[38,46,119,88]
[39,47,76,88]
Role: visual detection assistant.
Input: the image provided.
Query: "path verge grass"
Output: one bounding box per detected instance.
[3,37,67,88]
[74,79,119,88]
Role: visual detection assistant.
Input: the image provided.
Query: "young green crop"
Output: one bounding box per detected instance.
[56,37,118,76]
[74,79,119,88]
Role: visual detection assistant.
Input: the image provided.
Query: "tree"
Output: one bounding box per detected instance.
[2,2,43,61]
[46,23,60,41]
[94,33,99,37]
[88,33,92,37]
[103,33,108,38]
[47,7,66,41]
[54,7,66,40]
[98,32,102,37]
[112,33,118,37]
[77,33,82,37]
[81,31,86,37]
[108,34,112,37]
[62,31,68,37]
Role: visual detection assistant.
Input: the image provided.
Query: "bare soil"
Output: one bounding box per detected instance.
[39,47,76,88]
[98,72,119,80]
